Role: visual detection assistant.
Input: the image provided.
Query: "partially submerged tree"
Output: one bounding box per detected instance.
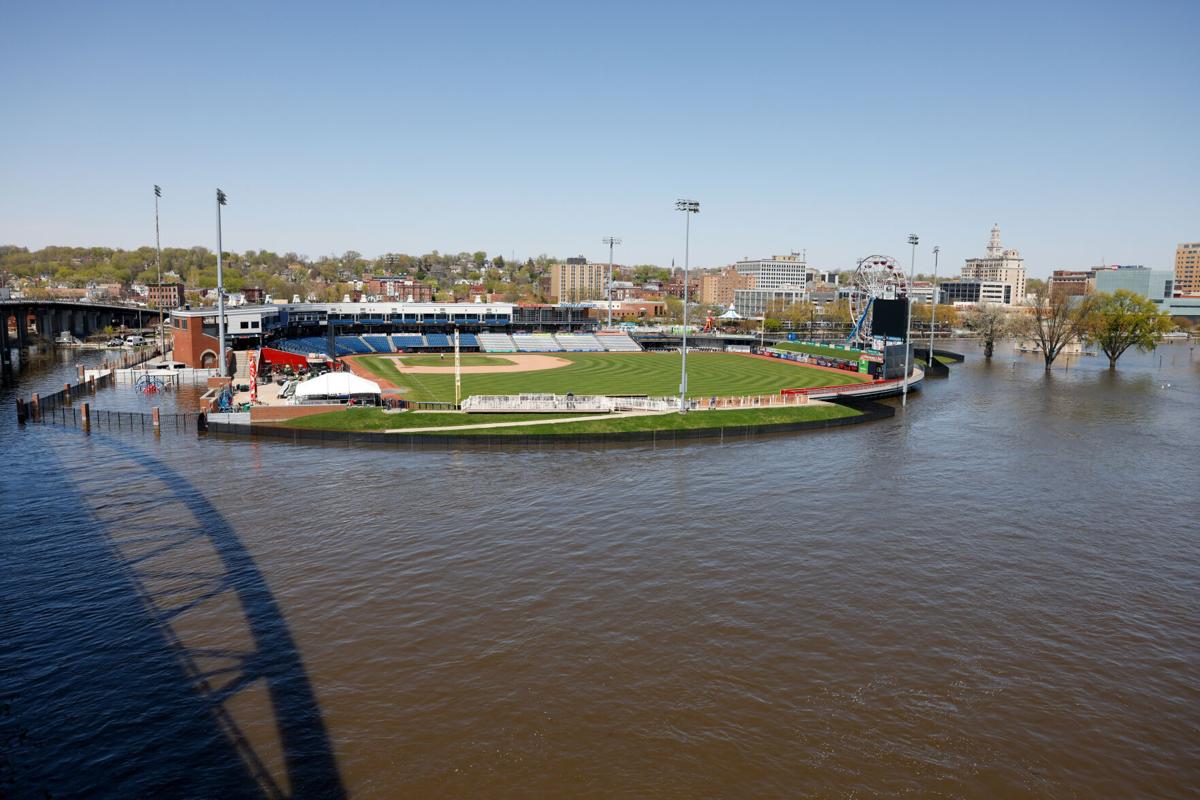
[1081,289,1172,369]
[962,304,1010,358]
[1024,286,1087,371]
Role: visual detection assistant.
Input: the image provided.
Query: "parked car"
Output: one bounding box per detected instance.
[124,335,147,346]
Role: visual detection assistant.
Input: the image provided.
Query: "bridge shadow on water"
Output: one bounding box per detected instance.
[3,430,344,799]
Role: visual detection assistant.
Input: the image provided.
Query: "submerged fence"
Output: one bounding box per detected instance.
[15,370,204,435]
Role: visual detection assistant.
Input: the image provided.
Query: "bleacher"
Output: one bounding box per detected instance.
[335,336,373,355]
[363,335,394,353]
[478,332,517,353]
[554,333,604,352]
[458,333,479,349]
[276,337,331,357]
[425,333,451,348]
[513,333,563,352]
[391,334,426,350]
[596,332,642,352]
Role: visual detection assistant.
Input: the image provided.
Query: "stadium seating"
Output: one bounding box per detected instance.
[457,333,480,348]
[363,335,393,353]
[425,333,451,348]
[391,334,426,350]
[596,332,642,352]
[554,333,604,352]
[478,332,517,352]
[276,337,332,356]
[335,336,373,355]
[513,333,563,352]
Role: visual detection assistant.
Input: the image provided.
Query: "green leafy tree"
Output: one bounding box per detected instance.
[1081,289,1172,369]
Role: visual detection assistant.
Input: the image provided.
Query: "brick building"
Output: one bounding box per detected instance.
[147,283,186,309]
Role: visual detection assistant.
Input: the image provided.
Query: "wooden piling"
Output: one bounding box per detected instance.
[77,363,84,382]
[30,393,40,421]
[16,398,27,423]
[152,406,160,433]
[81,402,90,431]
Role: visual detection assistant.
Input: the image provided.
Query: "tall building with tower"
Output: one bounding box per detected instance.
[961,224,1027,301]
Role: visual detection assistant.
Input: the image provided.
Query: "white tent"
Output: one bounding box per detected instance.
[293,372,381,402]
[718,303,743,320]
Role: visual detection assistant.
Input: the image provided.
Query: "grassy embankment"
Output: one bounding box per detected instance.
[352,351,868,404]
[281,403,860,435]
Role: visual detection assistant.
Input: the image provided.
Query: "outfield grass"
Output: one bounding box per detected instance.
[443,404,860,436]
[771,341,866,361]
[280,408,584,431]
[398,354,514,367]
[351,351,868,403]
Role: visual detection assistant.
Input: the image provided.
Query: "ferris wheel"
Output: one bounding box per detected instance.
[847,255,908,345]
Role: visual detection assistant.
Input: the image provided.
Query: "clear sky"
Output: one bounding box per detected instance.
[1,0,1197,276]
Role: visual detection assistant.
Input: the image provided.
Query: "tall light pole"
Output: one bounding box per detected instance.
[602,236,622,328]
[216,189,228,376]
[154,185,164,358]
[902,233,918,406]
[675,199,699,412]
[929,246,940,364]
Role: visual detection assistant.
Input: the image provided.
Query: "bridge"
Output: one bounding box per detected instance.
[1,299,161,381]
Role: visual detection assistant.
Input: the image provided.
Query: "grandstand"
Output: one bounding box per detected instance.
[596,332,642,352]
[478,333,517,353]
[554,333,604,352]
[362,335,394,353]
[424,333,451,349]
[513,333,563,352]
[458,333,479,348]
[336,336,373,355]
[391,334,426,351]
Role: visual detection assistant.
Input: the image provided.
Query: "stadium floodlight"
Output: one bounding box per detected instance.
[929,246,940,364]
[602,236,622,328]
[153,185,165,357]
[675,199,700,412]
[216,189,228,375]
[903,233,919,406]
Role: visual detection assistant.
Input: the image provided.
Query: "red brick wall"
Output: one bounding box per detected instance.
[173,316,220,367]
[251,404,345,423]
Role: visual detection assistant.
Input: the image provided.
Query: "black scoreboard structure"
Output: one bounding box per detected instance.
[871,298,909,340]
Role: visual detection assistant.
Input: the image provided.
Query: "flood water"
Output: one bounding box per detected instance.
[3,341,1198,798]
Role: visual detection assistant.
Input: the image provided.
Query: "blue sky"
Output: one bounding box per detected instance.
[1,0,1197,276]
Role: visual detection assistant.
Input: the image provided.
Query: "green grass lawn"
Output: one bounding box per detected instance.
[771,341,866,361]
[440,404,860,436]
[398,354,514,367]
[276,403,860,435]
[351,351,868,403]
[280,408,586,431]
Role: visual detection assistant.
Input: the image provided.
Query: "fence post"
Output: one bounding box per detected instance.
[16,398,27,423]
[153,407,160,434]
[88,374,96,393]
[81,402,90,431]
[64,383,72,403]
[77,363,85,382]
[30,393,40,421]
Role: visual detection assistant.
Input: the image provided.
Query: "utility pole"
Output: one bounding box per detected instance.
[903,233,918,406]
[675,200,699,412]
[602,236,621,328]
[154,185,164,358]
[216,189,228,376]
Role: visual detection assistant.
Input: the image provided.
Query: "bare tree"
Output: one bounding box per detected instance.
[1024,286,1087,371]
[962,304,1010,358]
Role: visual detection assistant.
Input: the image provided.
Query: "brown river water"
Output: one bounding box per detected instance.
[2,340,1198,798]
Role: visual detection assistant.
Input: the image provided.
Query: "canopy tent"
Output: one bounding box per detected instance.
[718,304,743,321]
[293,371,381,403]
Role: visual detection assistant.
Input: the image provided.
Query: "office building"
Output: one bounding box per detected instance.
[961,224,1026,302]
[733,253,816,290]
[733,287,809,318]
[549,258,606,303]
[701,267,756,307]
[1048,270,1096,296]
[147,283,186,310]
[938,279,1014,306]
[1175,242,1200,296]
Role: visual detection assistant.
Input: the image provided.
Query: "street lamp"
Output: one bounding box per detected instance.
[929,245,940,364]
[902,233,918,406]
[675,199,699,412]
[216,189,228,376]
[602,236,622,328]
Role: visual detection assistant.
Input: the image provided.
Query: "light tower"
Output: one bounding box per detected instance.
[153,185,164,357]
[902,233,918,406]
[675,199,699,412]
[216,189,228,376]
[602,236,622,328]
